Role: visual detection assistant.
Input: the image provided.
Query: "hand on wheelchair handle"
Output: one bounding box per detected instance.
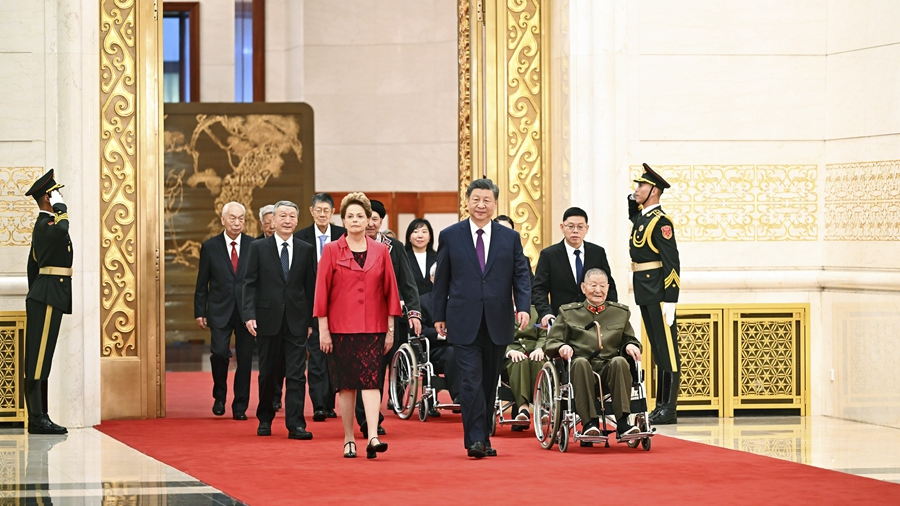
[559,345,574,360]
[625,343,641,362]
[409,317,422,337]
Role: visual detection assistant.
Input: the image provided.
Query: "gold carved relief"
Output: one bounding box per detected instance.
[631,165,818,241]
[0,312,26,422]
[506,0,545,263]
[100,0,138,357]
[0,167,43,247]
[825,160,900,241]
[457,0,472,219]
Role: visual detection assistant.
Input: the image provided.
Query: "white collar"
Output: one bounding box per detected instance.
[224,231,241,247]
[641,203,660,216]
[39,210,55,216]
[275,234,292,248]
[563,240,584,256]
[315,223,332,237]
[469,219,491,237]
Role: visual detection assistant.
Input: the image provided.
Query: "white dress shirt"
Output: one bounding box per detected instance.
[315,224,332,262]
[641,203,660,216]
[414,251,427,278]
[224,231,242,258]
[563,240,584,284]
[275,233,293,268]
[469,219,491,263]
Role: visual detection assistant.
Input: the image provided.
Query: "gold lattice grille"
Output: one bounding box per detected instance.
[0,313,25,422]
[736,319,797,397]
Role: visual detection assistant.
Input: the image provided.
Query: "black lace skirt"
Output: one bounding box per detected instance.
[328,333,386,390]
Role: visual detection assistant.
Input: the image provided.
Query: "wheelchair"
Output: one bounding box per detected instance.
[389,334,459,421]
[533,356,654,452]
[490,370,531,435]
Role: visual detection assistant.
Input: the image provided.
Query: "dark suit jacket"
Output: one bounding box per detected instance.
[383,235,421,313]
[532,240,618,319]
[294,223,347,254]
[432,219,531,346]
[193,233,255,328]
[406,248,437,295]
[242,235,316,336]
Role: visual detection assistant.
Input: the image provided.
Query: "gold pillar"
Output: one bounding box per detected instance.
[99,0,165,419]
[459,0,553,266]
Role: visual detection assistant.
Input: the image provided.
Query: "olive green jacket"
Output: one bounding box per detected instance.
[544,300,640,371]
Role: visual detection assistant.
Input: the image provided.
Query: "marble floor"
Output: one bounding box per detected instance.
[1,415,897,504]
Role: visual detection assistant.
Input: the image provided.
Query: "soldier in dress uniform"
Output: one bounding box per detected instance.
[628,163,681,425]
[544,268,642,440]
[23,169,72,435]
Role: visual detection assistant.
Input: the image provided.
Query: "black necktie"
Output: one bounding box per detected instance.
[281,242,289,281]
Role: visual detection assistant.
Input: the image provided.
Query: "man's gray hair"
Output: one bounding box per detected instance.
[310,193,335,209]
[274,200,300,214]
[466,178,500,200]
[583,268,608,282]
[221,201,246,216]
[258,204,275,222]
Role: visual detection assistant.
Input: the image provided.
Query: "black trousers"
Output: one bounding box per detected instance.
[256,316,308,430]
[209,306,254,413]
[24,298,63,381]
[356,315,407,426]
[639,303,681,373]
[306,319,335,411]
[452,316,505,449]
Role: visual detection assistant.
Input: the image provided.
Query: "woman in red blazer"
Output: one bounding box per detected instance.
[315,192,401,459]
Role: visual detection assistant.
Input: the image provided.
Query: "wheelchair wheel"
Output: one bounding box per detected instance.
[534,362,560,450]
[389,344,418,420]
[642,437,651,451]
[627,439,639,448]
[558,423,569,453]
[418,396,431,422]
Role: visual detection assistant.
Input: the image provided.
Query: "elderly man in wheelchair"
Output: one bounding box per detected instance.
[543,268,646,445]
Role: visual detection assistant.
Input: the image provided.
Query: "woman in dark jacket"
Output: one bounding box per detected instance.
[404,218,436,296]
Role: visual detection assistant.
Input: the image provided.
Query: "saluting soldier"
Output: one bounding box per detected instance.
[544,268,642,440]
[628,163,681,425]
[23,169,72,435]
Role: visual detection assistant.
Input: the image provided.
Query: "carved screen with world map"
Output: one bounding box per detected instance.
[163,103,315,349]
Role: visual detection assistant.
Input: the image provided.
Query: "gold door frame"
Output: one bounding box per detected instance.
[99,0,165,419]
[459,0,553,266]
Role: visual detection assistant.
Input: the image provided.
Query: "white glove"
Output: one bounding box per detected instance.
[48,190,64,206]
[662,302,677,327]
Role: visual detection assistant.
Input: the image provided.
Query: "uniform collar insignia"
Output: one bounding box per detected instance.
[378,234,392,252]
[587,303,605,314]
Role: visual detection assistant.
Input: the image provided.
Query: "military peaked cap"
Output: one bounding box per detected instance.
[25,169,64,198]
[634,163,670,189]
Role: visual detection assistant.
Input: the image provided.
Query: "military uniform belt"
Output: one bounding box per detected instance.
[39,267,73,276]
[631,261,663,272]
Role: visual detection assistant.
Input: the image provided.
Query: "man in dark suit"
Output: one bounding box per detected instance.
[23,169,71,435]
[355,199,422,435]
[243,201,317,440]
[256,204,275,239]
[533,207,618,328]
[194,202,256,420]
[432,178,532,459]
[294,193,346,421]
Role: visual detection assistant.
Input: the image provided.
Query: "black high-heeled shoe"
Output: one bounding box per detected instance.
[343,441,357,458]
[366,437,388,459]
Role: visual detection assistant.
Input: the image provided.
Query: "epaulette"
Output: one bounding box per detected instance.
[605,301,630,312]
[559,301,584,312]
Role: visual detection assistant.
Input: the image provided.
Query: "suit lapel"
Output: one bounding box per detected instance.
[461,219,483,275]
[236,234,252,276]
[269,236,286,283]
[219,235,236,279]
[287,237,306,282]
[558,241,577,287]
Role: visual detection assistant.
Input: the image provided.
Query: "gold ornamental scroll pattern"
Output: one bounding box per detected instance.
[825,160,900,241]
[100,0,138,358]
[506,0,545,263]
[630,165,817,241]
[457,0,472,219]
[0,167,43,246]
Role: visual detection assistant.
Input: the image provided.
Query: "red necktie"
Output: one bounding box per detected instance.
[231,241,238,273]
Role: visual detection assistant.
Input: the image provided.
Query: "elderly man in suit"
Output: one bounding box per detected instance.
[256,204,275,239]
[533,207,618,329]
[243,201,317,439]
[294,193,347,421]
[432,178,532,459]
[194,202,256,420]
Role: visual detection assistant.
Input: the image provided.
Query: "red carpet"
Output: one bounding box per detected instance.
[96,372,900,506]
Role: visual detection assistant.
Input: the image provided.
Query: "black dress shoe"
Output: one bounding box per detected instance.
[273,400,282,411]
[233,411,248,421]
[428,407,441,418]
[312,410,327,422]
[212,400,225,416]
[257,422,271,436]
[467,441,486,459]
[28,417,67,435]
[326,409,337,418]
[366,437,388,459]
[485,447,497,457]
[288,428,313,440]
[650,407,677,425]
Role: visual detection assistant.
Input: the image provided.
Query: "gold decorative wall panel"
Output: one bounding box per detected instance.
[642,304,809,417]
[825,160,900,241]
[460,0,552,265]
[0,312,26,423]
[0,168,44,247]
[100,0,138,358]
[630,165,818,241]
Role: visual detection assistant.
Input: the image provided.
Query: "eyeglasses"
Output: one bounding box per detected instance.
[312,208,331,215]
[563,223,587,232]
